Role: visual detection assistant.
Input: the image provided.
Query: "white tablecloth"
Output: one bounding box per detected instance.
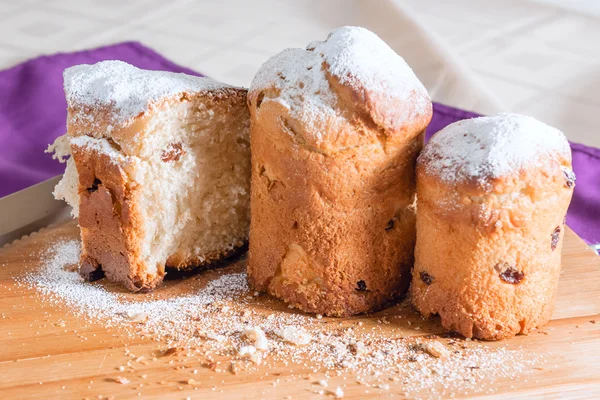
[0,0,596,146]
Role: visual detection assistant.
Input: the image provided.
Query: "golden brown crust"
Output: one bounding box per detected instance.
[323,69,432,149]
[247,73,431,158]
[411,150,574,340]
[247,49,432,316]
[72,143,159,292]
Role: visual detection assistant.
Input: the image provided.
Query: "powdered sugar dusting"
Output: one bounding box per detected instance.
[251,47,341,143]
[420,113,571,184]
[64,60,234,126]
[70,135,125,160]
[250,26,430,142]
[19,238,544,397]
[312,26,429,114]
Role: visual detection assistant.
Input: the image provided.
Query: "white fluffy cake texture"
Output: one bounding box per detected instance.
[50,60,251,291]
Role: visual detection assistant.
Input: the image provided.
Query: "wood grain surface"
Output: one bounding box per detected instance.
[0,221,598,399]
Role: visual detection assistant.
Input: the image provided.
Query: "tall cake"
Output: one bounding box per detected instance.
[246,26,433,316]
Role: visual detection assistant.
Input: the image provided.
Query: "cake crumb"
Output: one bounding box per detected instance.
[239,345,257,356]
[276,326,312,346]
[230,361,244,374]
[202,332,227,343]
[244,327,269,350]
[249,352,263,365]
[163,347,183,357]
[130,313,148,323]
[420,341,451,358]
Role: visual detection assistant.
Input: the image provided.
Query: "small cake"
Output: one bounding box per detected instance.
[247,26,432,316]
[49,61,251,291]
[412,113,575,340]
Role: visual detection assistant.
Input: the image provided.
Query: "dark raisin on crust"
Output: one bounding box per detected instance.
[495,262,524,284]
[161,142,185,162]
[80,260,105,282]
[551,226,561,251]
[86,178,101,193]
[385,219,395,231]
[356,280,367,291]
[563,167,576,188]
[420,271,433,285]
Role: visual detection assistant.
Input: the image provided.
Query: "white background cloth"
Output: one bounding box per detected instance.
[0,0,597,146]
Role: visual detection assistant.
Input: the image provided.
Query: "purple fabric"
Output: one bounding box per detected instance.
[0,42,201,199]
[0,43,598,244]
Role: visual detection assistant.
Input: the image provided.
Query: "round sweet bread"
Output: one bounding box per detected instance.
[412,113,575,340]
[247,26,432,316]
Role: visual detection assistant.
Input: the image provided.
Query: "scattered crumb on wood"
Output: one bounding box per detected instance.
[111,376,130,385]
[419,341,451,358]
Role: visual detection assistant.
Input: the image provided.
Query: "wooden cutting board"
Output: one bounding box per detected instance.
[0,221,599,399]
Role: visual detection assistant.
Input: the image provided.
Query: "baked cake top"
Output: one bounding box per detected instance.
[250,26,431,141]
[308,26,429,112]
[64,60,235,126]
[419,113,571,184]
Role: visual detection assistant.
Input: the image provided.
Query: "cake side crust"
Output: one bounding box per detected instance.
[247,88,425,316]
[71,142,162,292]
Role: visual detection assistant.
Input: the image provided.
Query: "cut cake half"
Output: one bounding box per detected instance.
[49,60,251,291]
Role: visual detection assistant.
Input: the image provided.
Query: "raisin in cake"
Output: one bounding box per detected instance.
[412,113,574,339]
[247,26,432,316]
[49,61,250,291]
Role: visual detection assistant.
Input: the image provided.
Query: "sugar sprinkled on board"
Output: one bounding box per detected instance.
[64,60,236,126]
[20,239,542,397]
[420,113,571,184]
